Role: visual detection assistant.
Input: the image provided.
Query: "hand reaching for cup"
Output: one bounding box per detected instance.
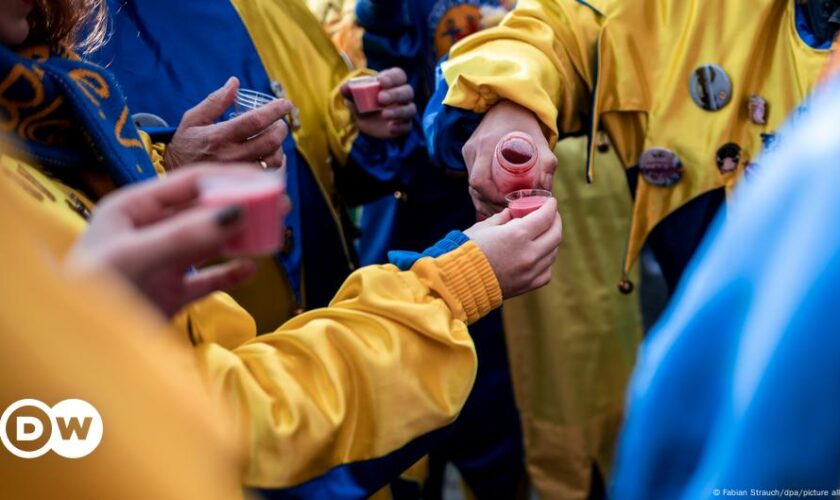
[340,68,416,139]
[164,77,292,170]
[66,165,292,317]
[464,197,563,299]
[462,100,558,218]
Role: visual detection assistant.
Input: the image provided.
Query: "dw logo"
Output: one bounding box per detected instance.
[0,399,103,459]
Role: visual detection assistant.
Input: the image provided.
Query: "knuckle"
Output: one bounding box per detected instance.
[205,128,223,145]
[244,113,263,131]
[271,125,287,143]
[513,227,529,241]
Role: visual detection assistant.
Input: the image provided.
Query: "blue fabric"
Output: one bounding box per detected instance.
[0,44,156,186]
[93,0,271,126]
[255,424,455,499]
[339,127,424,207]
[357,195,398,266]
[423,58,483,172]
[357,0,426,94]
[795,1,834,50]
[613,79,840,499]
[388,230,470,270]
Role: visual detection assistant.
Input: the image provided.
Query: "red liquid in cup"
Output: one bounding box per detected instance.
[508,195,549,218]
[492,132,541,195]
[200,174,284,256]
[349,77,382,114]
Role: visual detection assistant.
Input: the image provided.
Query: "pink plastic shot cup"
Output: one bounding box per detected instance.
[199,171,285,256]
[348,76,382,114]
[505,189,552,218]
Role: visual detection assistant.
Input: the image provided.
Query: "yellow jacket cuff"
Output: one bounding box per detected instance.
[432,241,503,325]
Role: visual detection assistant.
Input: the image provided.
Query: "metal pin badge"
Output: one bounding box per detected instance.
[639,147,683,187]
[716,143,742,174]
[689,65,733,111]
[748,95,768,125]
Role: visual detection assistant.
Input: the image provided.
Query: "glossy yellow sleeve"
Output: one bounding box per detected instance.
[182,241,502,488]
[442,0,604,144]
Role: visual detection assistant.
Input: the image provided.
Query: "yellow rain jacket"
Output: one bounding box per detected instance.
[441,0,831,275]
[1,147,503,489]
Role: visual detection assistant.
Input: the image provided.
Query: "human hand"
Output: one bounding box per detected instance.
[340,68,416,139]
[165,77,292,170]
[66,165,292,317]
[462,100,557,218]
[464,197,562,298]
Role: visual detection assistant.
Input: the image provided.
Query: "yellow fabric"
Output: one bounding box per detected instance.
[442,0,830,274]
[186,242,497,487]
[4,150,502,489]
[138,130,168,175]
[0,151,243,500]
[502,136,642,498]
[231,0,354,186]
[221,255,299,333]
[306,0,367,69]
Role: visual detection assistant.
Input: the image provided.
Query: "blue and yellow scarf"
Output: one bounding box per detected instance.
[0,44,155,186]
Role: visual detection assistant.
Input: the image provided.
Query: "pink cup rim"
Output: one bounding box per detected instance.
[348,75,379,87]
[199,170,284,196]
[504,189,553,204]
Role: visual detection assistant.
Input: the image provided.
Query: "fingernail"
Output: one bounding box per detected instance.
[216,205,243,227]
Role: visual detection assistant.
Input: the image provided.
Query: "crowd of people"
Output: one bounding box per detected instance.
[2,0,840,499]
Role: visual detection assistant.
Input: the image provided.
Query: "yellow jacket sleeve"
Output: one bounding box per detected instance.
[442,0,604,145]
[181,241,502,488]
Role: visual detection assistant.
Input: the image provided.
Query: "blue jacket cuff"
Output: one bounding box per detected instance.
[388,231,471,271]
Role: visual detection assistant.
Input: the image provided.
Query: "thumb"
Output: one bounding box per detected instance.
[513,197,557,239]
[482,207,513,227]
[181,77,239,128]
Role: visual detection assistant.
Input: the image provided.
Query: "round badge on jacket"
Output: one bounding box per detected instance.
[639,147,683,187]
[689,64,732,111]
[716,143,742,174]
